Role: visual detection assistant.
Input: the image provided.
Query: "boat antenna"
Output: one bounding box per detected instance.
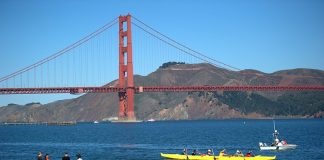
[273,119,276,131]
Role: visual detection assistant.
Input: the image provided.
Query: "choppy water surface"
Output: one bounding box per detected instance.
[0,119,323,160]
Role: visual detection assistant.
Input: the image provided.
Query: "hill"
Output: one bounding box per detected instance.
[1,63,324,122]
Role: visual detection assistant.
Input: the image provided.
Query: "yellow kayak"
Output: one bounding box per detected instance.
[160,153,276,160]
[218,155,276,160]
[160,153,218,160]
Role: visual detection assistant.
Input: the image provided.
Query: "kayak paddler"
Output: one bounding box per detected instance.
[219,149,227,157]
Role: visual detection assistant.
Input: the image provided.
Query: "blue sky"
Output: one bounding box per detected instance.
[0,0,324,106]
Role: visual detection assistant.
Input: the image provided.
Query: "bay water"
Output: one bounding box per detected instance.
[0,119,323,160]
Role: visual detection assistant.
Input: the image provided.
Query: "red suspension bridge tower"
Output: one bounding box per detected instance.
[118,15,135,121]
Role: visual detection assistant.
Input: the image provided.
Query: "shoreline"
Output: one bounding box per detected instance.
[1,118,323,125]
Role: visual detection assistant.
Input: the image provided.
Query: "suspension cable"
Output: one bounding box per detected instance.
[132,16,241,71]
[0,17,118,83]
[132,22,226,69]
[132,16,283,85]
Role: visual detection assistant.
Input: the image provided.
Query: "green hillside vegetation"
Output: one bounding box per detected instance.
[159,62,185,69]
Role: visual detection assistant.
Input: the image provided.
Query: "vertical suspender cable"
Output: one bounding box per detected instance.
[97,35,100,86]
[80,46,82,86]
[20,74,22,88]
[34,67,36,87]
[46,61,49,87]
[40,65,42,87]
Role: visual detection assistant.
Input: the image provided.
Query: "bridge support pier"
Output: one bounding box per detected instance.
[118,14,136,121]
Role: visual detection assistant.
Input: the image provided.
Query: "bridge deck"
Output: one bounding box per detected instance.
[1,86,324,94]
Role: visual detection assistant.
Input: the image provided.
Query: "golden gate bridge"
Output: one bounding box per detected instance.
[0,14,323,121]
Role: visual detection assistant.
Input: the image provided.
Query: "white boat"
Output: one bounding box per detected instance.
[147,118,155,122]
[259,121,297,151]
[259,142,297,150]
[94,121,99,124]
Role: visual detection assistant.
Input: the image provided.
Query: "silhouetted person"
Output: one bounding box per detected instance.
[62,152,70,160]
[182,148,187,155]
[246,151,254,157]
[192,149,197,155]
[76,153,82,160]
[37,152,43,160]
[44,154,50,160]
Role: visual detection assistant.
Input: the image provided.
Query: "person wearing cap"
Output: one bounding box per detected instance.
[76,153,82,160]
[62,152,70,160]
[37,152,43,160]
[182,148,187,155]
[207,149,212,156]
[235,150,243,157]
[219,149,227,157]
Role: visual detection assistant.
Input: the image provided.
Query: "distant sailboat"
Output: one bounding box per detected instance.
[94,121,99,124]
[259,120,297,150]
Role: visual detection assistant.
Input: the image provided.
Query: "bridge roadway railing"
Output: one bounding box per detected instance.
[139,86,324,92]
[1,86,324,94]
